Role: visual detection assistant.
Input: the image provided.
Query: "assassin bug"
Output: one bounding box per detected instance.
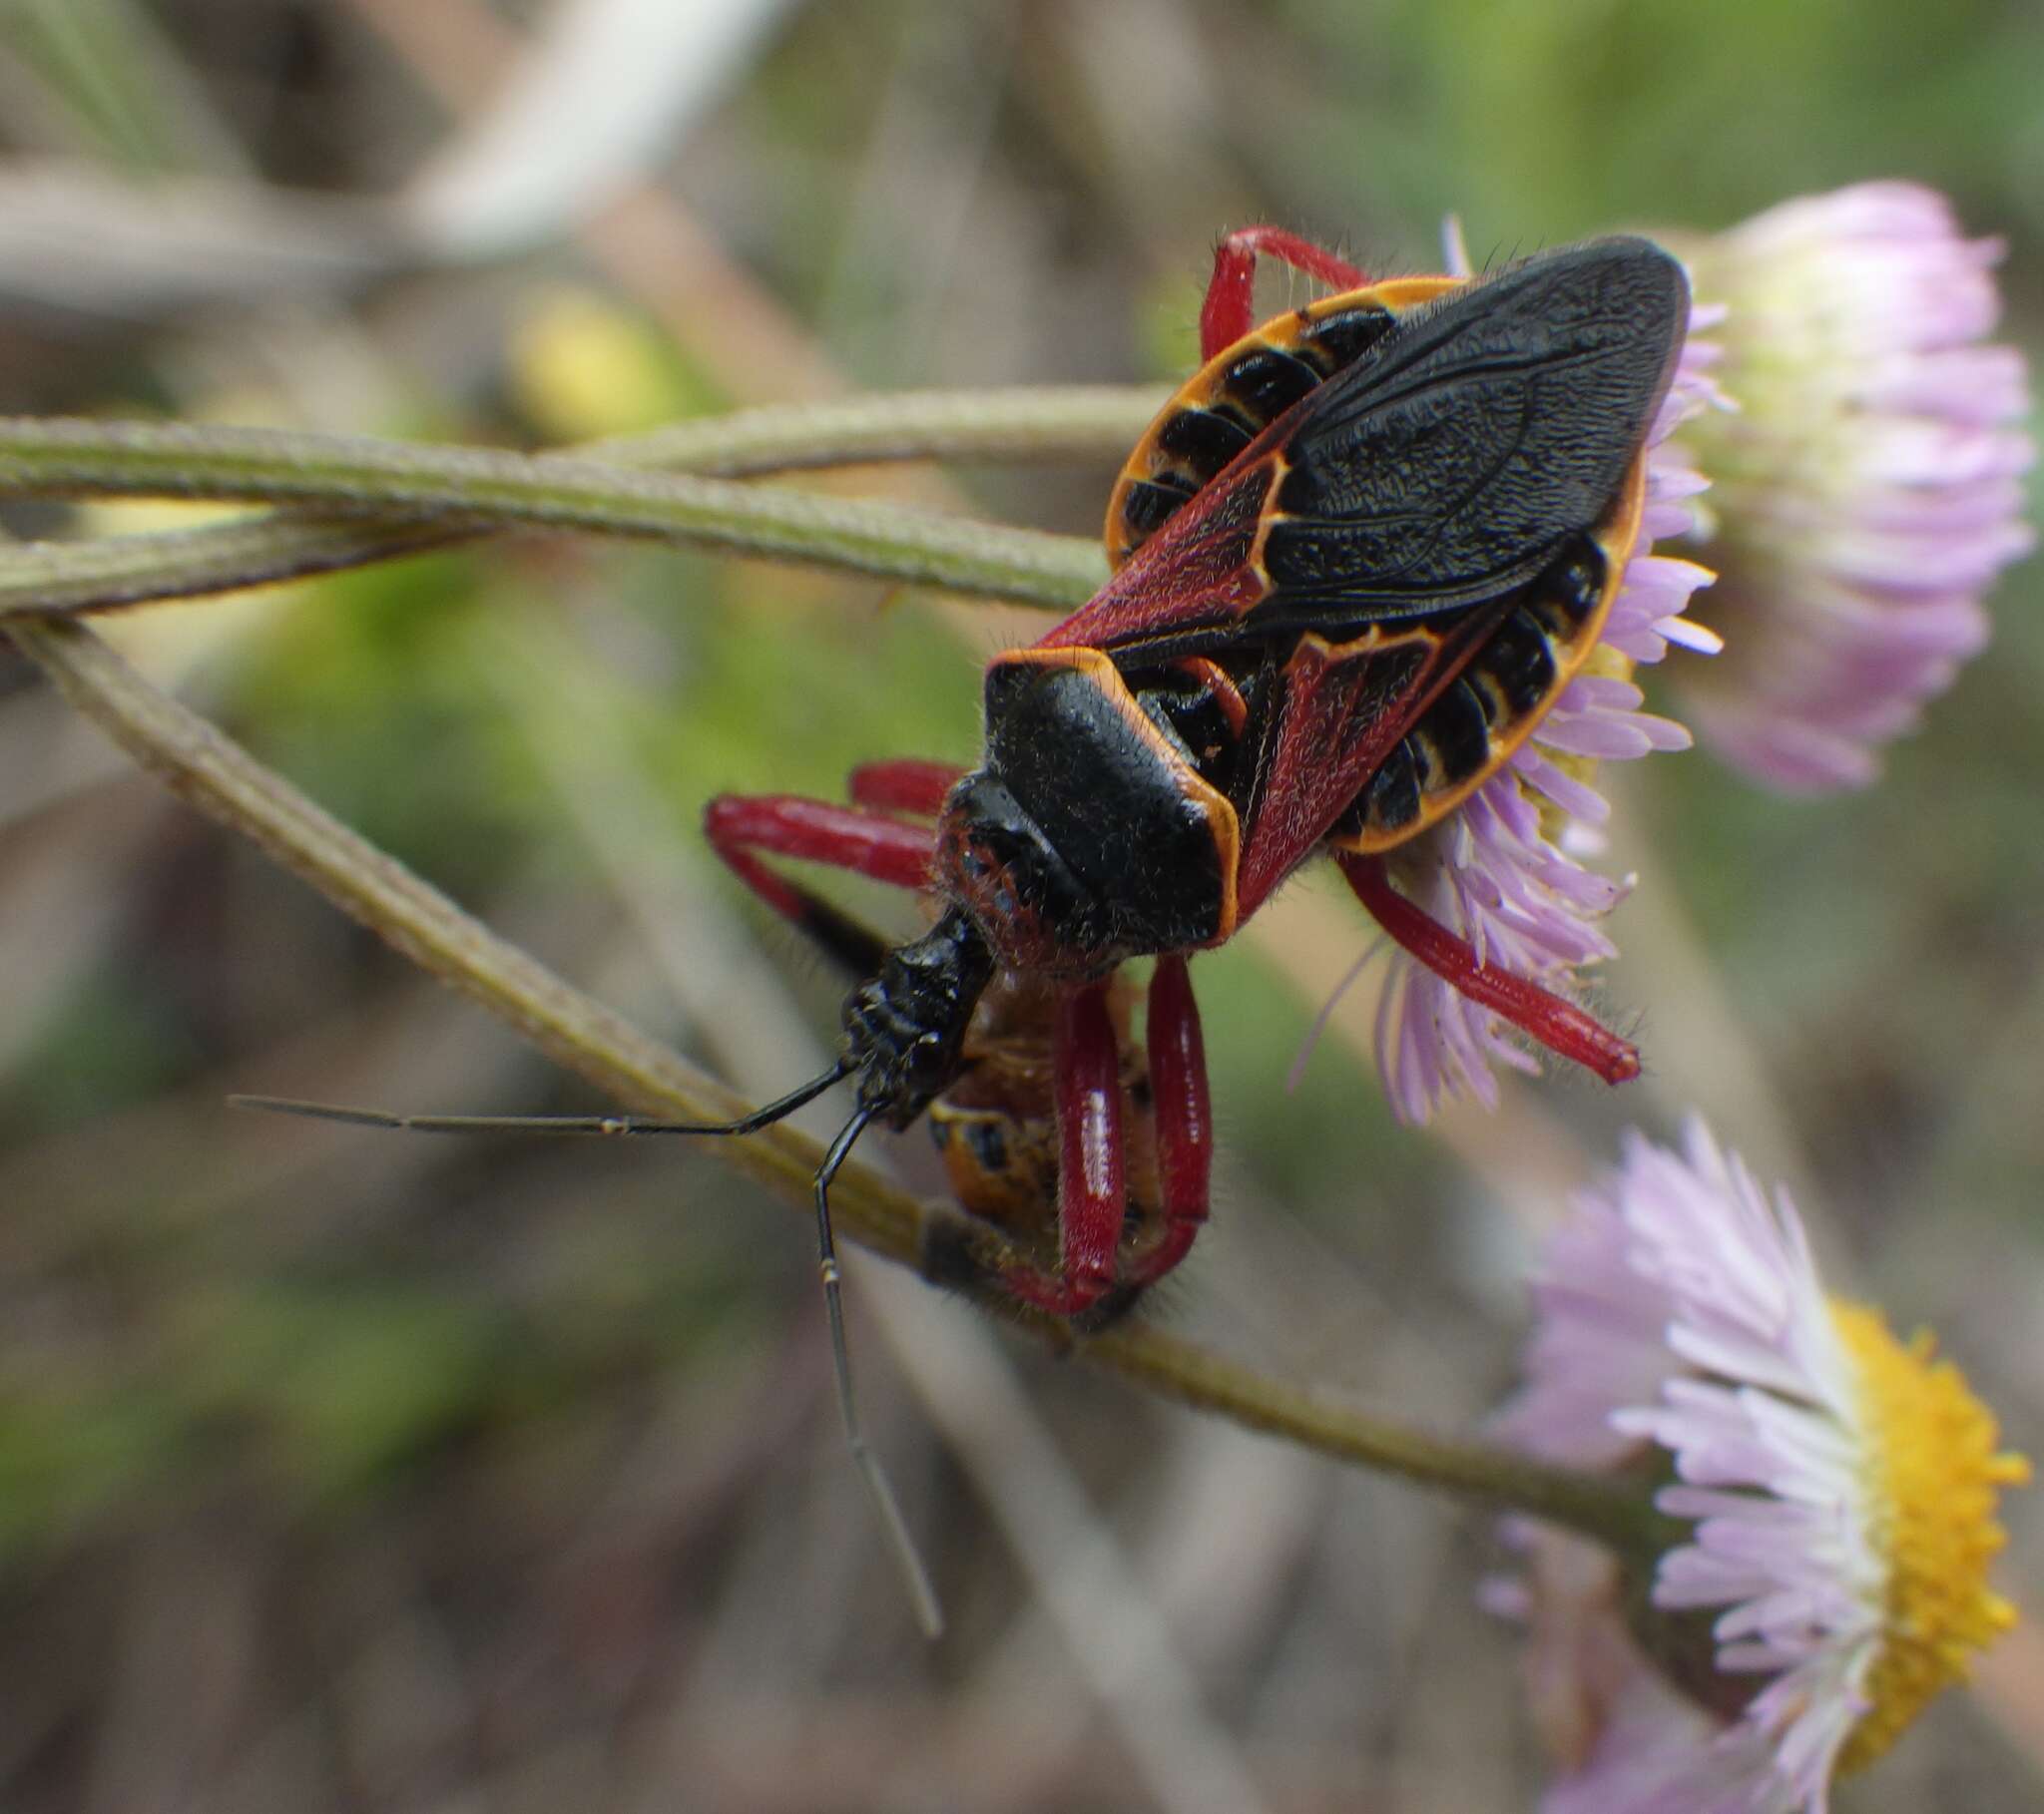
[695,228,1687,1319]
[244,227,1689,1628]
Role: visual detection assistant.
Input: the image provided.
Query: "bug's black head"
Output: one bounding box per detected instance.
[841,907,994,1130]
[935,766,1110,973]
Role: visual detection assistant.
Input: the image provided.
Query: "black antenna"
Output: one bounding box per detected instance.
[230,1060,946,1638]
[228,1059,852,1141]
[811,1103,943,1636]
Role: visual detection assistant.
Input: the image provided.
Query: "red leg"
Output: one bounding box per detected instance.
[998,979,1125,1318]
[1336,853,1641,1085]
[847,758,965,818]
[705,792,936,978]
[1202,226,1373,360]
[1123,953,1211,1290]
[706,795,932,896]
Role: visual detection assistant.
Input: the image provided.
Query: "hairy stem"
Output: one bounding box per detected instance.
[0,386,1162,617]
[6,613,922,1260]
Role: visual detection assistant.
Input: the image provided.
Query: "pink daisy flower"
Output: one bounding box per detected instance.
[1491,1119,2028,1813]
[1667,182,2034,789]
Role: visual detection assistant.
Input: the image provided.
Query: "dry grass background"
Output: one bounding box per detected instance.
[0,2,2038,1808]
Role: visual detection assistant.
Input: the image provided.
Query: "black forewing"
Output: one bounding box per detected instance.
[1250,237,1689,634]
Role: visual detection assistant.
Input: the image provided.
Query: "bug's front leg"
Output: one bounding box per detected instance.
[705,768,966,980]
[704,786,943,977]
[1335,852,1642,1085]
[846,758,965,818]
[704,760,964,901]
[1201,226,1373,359]
[997,977,1126,1318]
[1122,953,1211,1292]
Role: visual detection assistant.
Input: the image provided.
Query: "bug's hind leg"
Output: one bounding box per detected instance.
[1202,226,1373,359]
[1336,852,1641,1086]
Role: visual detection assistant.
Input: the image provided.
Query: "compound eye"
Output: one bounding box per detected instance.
[949,829,1031,932]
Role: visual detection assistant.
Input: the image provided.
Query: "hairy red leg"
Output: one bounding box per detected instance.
[708,767,963,965]
[1336,853,1641,1085]
[705,792,935,977]
[705,794,932,894]
[1125,953,1212,1289]
[848,758,965,818]
[1201,225,1373,360]
[999,979,1125,1318]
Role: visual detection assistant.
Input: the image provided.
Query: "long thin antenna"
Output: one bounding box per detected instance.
[228,1060,852,1139]
[812,1104,945,1639]
[232,1062,946,1636]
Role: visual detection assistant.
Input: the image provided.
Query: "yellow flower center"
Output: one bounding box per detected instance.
[1829,1300,2030,1777]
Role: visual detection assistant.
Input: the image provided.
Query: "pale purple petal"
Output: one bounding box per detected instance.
[1495,1119,1896,1813]
[1669,181,2032,791]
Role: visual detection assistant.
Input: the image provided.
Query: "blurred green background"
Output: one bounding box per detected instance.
[0,1,2036,1808]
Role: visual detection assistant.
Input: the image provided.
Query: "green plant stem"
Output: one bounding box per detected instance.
[5,612,920,1260]
[0,386,1164,617]
[6,610,1675,1562]
[1087,1322,1676,1552]
[576,384,1164,472]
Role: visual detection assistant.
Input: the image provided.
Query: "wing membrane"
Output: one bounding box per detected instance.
[1255,237,1688,626]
